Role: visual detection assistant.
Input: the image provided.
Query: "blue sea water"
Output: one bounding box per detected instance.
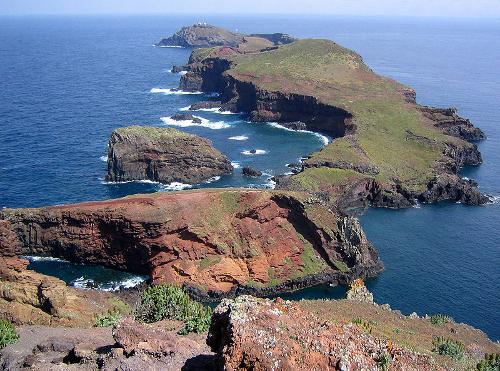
[0,15,498,340]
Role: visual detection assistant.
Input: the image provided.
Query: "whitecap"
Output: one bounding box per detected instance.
[229,135,249,141]
[160,182,193,191]
[242,149,267,155]
[100,155,108,162]
[204,176,221,184]
[99,276,149,291]
[156,45,184,48]
[191,107,221,112]
[150,88,202,95]
[160,116,230,130]
[231,161,241,169]
[267,122,330,145]
[102,179,160,185]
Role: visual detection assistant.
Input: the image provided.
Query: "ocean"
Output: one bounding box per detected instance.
[0,15,498,340]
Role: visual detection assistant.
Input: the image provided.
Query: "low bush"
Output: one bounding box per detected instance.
[95,312,123,327]
[0,320,19,348]
[432,337,465,360]
[352,318,373,334]
[477,353,500,371]
[135,284,212,334]
[430,314,453,326]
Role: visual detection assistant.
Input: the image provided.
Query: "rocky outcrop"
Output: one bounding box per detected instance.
[190,100,222,110]
[0,320,214,370]
[242,166,262,177]
[208,296,441,370]
[156,24,245,48]
[106,126,233,184]
[156,24,297,48]
[0,256,116,327]
[170,113,202,123]
[419,106,486,141]
[0,190,382,298]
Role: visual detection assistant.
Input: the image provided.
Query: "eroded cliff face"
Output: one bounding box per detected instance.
[0,256,117,327]
[106,126,233,184]
[0,190,382,298]
[178,43,488,210]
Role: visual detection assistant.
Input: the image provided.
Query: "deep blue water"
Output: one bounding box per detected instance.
[0,15,498,340]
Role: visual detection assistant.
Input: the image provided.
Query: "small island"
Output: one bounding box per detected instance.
[106,126,233,184]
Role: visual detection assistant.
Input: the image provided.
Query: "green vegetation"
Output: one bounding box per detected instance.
[376,352,393,371]
[197,256,222,270]
[95,312,123,327]
[333,260,349,273]
[432,337,465,360]
[115,125,193,141]
[476,353,500,371]
[430,314,453,326]
[0,320,19,348]
[135,284,212,335]
[352,318,373,334]
[207,38,474,197]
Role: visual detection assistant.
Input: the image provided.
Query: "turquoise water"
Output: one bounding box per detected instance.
[0,15,498,339]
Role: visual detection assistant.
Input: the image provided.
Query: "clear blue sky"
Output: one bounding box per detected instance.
[1,0,500,17]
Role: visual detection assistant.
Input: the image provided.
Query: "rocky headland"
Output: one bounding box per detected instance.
[156,23,296,48]
[106,125,233,184]
[0,189,382,299]
[177,37,488,210]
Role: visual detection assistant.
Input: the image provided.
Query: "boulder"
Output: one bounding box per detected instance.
[242,166,262,177]
[170,113,202,123]
[106,126,233,184]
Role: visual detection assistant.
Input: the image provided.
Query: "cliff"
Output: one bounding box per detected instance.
[106,126,233,184]
[156,23,296,48]
[0,189,382,299]
[0,256,119,327]
[178,38,488,209]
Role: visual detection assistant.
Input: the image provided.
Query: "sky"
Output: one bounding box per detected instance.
[1,0,500,17]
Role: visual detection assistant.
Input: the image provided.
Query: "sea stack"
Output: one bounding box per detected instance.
[106,126,233,184]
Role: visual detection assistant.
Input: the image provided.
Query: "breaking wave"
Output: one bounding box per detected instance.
[160,116,230,130]
[150,88,202,95]
[231,161,241,169]
[159,182,193,191]
[267,122,330,146]
[99,155,108,162]
[71,275,148,292]
[23,255,65,263]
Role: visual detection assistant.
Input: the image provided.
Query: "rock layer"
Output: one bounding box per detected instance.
[106,125,233,184]
[0,190,382,298]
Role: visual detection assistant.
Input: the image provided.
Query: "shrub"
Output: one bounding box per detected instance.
[430,314,453,326]
[432,337,465,360]
[477,353,500,371]
[352,318,373,334]
[95,312,123,327]
[0,320,19,348]
[377,352,393,371]
[135,284,212,334]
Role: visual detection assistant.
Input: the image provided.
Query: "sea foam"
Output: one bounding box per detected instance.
[229,135,249,141]
[267,122,330,146]
[150,88,202,95]
[159,182,193,191]
[160,116,230,130]
[99,155,108,162]
[231,161,241,169]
